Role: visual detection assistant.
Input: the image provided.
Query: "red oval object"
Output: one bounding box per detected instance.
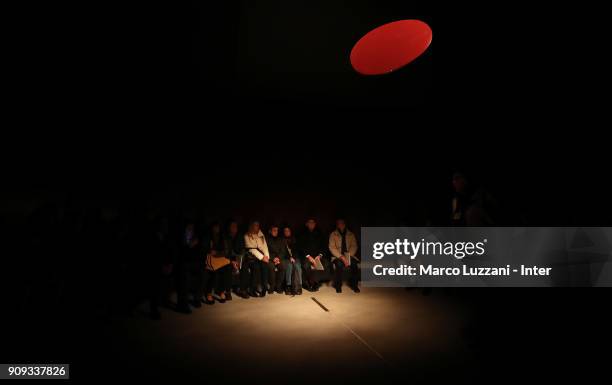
[350,19,432,75]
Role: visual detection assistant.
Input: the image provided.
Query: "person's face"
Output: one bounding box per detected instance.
[252,222,260,234]
[229,222,238,235]
[453,177,467,193]
[306,219,316,231]
[283,227,292,238]
[270,227,279,237]
[336,220,346,232]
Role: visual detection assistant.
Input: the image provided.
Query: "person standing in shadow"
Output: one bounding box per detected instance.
[243,220,270,297]
[147,216,174,320]
[176,221,202,313]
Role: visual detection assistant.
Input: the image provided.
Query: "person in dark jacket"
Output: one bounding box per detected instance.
[282,225,302,295]
[297,217,327,291]
[202,221,232,304]
[176,221,202,313]
[225,220,244,298]
[266,224,286,294]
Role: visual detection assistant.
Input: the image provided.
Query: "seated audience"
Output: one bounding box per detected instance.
[297,217,327,292]
[225,220,244,299]
[147,217,174,320]
[202,222,232,304]
[329,218,360,293]
[266,225,286,294]
[282,225,302,295]
[243,221,270,297]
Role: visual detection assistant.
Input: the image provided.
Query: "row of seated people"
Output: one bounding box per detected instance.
[167,217,360,315]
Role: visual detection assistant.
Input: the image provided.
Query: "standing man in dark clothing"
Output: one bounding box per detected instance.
[176,221,202,313]
[297,217,327,292]
[451,172,470,226]
[266,224,286,294]
[451,172,496,226]
[329,218,360,293]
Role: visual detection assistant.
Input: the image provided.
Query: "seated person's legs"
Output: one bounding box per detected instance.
[219,264,233,300]
[257,259,269,297]
[303,260,319,291]
[202,268,215,304]
[272,261,285,293]
[266,261,276,294]
[332,259,345,293]
[349,257,360,292]
[249,258,263,297]
[239,259,254,298]
[283,259,293,294]
[191,263,204,307]
[293,263,303,294]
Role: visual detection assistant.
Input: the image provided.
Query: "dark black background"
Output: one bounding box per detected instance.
[2,0,611,383]
[4,0,610,226]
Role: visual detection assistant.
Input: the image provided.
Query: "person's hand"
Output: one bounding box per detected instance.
[290,257,296,264]
[308,256,316,266]
[315,255,322,261]
[262,255,270,263]
[340,256,349,267]
[231,261,239,270]
[273,257,280,265]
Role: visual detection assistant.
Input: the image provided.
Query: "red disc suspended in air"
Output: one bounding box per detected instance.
[350,19,432,75]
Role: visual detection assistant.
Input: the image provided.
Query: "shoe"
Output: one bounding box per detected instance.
[335,286,342,293]
[296,288,302,295]
[217,294,226,304]
[352,286,361,293]
[267,288,274,295]
[285,288,292,295]
[226,292,233,301]
[204,296,215,305]
[238,290,250,299]
[276,288,283,294]
[248,290,259,298]
[312,285,319,292]
[260,290,267,297]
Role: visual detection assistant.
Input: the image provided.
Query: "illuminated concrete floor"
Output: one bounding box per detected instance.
[97,287,477,383]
